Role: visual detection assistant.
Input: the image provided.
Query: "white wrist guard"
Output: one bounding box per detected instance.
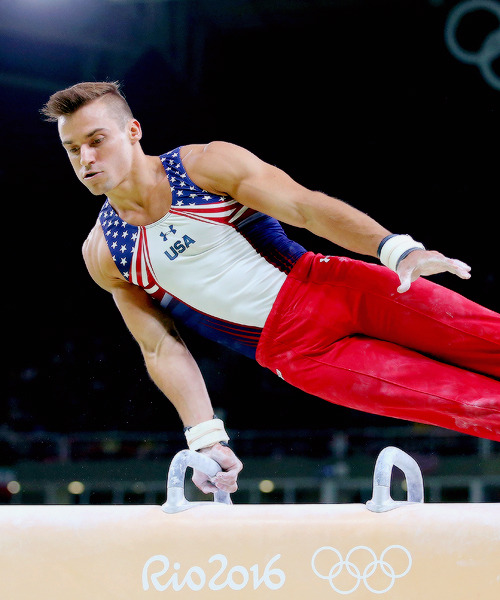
[378,234,425,272]
[184,418,229,451]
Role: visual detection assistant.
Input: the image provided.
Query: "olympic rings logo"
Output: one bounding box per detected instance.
[311,545,412,595]
[445,0,500,90]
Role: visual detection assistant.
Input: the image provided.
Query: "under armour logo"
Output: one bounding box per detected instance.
[160,225,177,241]
[320,257,331,262]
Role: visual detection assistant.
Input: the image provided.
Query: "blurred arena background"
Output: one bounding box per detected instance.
[1,0,499,505]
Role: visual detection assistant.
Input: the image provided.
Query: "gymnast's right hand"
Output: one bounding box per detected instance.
[192,443,243,494]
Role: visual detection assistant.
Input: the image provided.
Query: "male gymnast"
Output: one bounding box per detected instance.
[42,82,500,495]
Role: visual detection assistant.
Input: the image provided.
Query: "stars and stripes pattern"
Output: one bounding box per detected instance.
[161,147,305,275]
[98,204,138,283]
[97,147,306,359]
[161,149,257,227]
[99,200,264,356]
[99,204,170,307]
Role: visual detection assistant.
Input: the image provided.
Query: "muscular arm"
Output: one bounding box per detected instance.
[82,224,242,493]
[82,223,214,427]
[184,141,471,290]
[185,141,390,257]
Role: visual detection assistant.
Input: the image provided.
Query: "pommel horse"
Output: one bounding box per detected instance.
[0,446,498,599]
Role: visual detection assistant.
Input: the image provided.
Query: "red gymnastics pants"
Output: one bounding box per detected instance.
[256,252,500,441]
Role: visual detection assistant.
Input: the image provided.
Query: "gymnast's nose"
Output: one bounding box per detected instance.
[80,144,96,166]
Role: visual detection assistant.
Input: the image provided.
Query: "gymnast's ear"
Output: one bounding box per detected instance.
[128,119,143,144]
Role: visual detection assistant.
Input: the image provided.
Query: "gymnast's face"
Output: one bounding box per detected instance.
[58,97,142,196]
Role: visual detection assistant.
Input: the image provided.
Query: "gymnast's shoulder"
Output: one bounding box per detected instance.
[82,219,126,292]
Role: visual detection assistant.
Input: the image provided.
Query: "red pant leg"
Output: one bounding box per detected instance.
[335,256,500,378]
[257,253,500,440]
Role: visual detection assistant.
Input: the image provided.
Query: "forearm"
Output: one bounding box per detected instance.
[108,283,215,428]
[141,331,215,427]
[301,191,391,257]
[140,322,240,494]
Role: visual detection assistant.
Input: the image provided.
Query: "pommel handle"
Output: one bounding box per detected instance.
[162,449,232,513]
[366,446,424,513]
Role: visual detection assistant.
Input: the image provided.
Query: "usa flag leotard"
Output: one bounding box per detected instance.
[99,147,306,358]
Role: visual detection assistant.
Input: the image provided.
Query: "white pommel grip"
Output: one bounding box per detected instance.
[184,418,230,451]
[378,234,425,272]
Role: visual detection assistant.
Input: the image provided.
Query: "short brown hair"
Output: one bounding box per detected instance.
[41,81,133,125]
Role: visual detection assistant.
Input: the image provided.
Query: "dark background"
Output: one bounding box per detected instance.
[2,0,499,435]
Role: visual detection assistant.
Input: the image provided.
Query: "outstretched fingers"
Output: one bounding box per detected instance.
[397,250,471,293]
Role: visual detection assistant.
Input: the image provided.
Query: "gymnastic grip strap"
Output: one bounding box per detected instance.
[378,234,425,272]
[184,418,230,451]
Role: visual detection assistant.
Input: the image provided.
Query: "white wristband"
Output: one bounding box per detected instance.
[184,418,229,451]
[379,234,425,272]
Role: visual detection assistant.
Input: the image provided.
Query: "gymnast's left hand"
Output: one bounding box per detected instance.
[192,442,243,495]
[396,249,471,294]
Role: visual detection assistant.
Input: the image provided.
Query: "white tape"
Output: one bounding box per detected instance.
[184,419,229,451]
[379,235,425,272]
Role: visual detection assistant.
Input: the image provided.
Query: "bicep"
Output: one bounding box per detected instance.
[194,143,384,253]
[111,283,179,356]
[191,141,317,229]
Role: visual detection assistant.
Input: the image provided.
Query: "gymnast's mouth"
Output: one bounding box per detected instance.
[83,171,103,180]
